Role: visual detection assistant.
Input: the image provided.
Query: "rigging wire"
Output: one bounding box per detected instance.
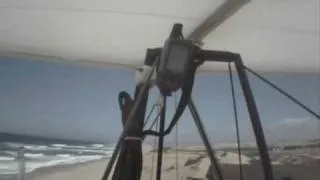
[147,93,180,179]
[244,66,320,120]
[156,96,166,180]
[147,113,161,131]
[144,95,163,132]
[144,103,160,127]
[317,70,320,145]
[150,97,162,180]
[228,63,244,180]
[150,116,159,180]
[174,92,179,180]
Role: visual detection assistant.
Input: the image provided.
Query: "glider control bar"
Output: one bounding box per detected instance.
[103,23,275,180]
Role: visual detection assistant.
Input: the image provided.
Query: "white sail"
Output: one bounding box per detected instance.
[0,0,319,73]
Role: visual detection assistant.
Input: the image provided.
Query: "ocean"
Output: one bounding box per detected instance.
[0,133,114,178]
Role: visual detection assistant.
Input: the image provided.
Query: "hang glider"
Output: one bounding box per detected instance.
[1,1,319,180]
[101,22,320,180]
[0,0,319,73]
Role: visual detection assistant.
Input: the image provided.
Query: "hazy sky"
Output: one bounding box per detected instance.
[0,57,319,144]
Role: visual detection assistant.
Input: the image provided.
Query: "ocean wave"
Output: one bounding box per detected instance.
[51,144,87,149]
[0,162,18,175]
[4,142,24,148]
[0,169,18,175]
[62,155,105,164]
[25,153,44,158]
[0,154,106,175]
[25,155,105,173]
[67,145,87,149]
[49,147,62,150]
[3,143,58,151]
[56,154,71,158]
[3,151,16,157]
[82,149,110,154]
[1,141,114,176]
[24,145,48,151]
[25,159,67,173]
[52,144,66,147]
[91,144,105,148]
[0,156,14,161]
[0,164,10,169]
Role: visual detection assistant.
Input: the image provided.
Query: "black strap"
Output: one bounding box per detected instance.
[112,91,133,180]
[118,91,133,125]
[143,63,199,137]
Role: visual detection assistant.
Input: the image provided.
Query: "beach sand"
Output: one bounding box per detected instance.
[11,146,320,180]
[28,159,108,180]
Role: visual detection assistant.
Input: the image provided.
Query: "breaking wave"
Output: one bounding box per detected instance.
[0,141,113,177]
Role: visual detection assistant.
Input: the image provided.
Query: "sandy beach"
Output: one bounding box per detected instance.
[3,145,318,180]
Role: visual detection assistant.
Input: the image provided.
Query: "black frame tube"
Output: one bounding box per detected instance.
[156,96,166,180]
[198,50,237,63]
[228,63,244,180]
[234,56,274,180]
[101,61,157,180]
[188,99,224,180]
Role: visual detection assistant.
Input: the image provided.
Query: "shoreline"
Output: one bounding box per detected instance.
[1,158,109,180]
[1,147,319,180]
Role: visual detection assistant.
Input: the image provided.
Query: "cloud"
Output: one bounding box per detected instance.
[212,116,320,144]
[160,116,320,146]
[264,116,319,143]
[278,117,311,126]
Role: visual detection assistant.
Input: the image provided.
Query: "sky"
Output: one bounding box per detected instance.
[0,57,319,145]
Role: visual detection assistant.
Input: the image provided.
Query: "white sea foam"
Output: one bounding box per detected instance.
[0,156,14,161]
[25,155,105,173]
[67,145,87,149]
[63,155,104,164]
[24,145,48,151]
[26,159,68,173]
[0,154,106,175]
[0,169,18,175]
[82,149,110,154]
[51,144,87,149]
[0,165,9,169]
[4,151,16,156]
[0,162,18,175]
[52,144,66,147]
[25,153,44,158]
[1,141,114,176]
[4,142,24,148]
[56,154,71,158]
[92,144,104,148]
